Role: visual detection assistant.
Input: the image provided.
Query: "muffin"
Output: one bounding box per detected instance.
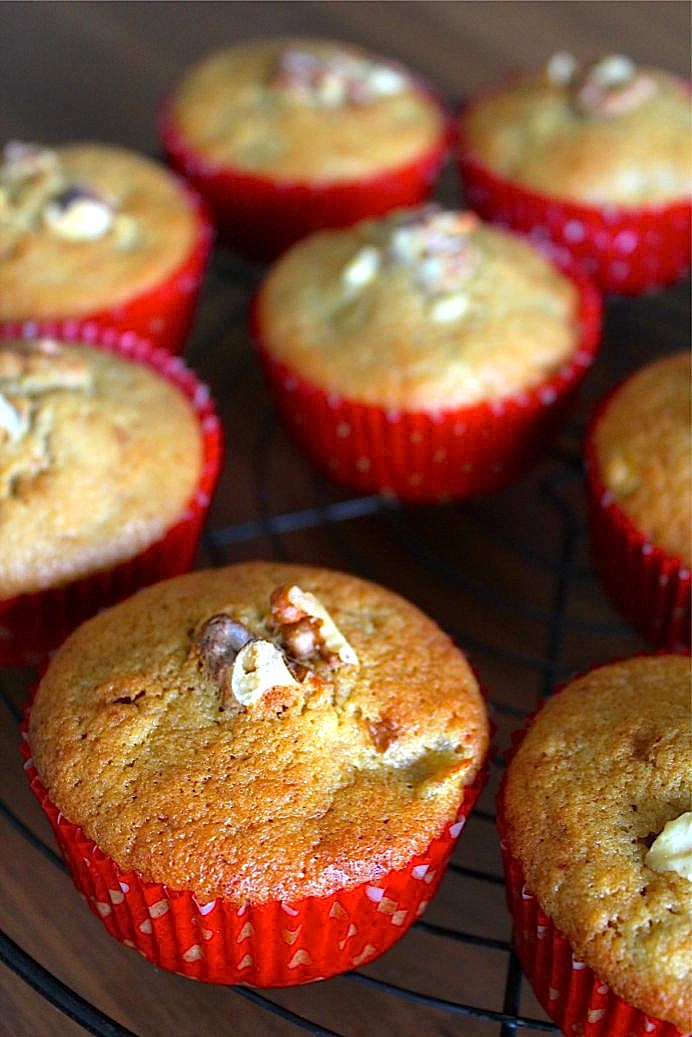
[252,204,602,502]
[498,655,691,1036]
[458,54,692,294]
[0,325,222,665]
[159,38,451,260]
[0,141,212,353]
[23,561,490,986]
[584,353,691,650]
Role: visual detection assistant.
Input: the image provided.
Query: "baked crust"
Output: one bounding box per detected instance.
[461,66,691,205]
[503,656,692,1030]
[256,211,579,410]
[29,561,489,903]
[0,144,198,319]
[0,338,202,596]
[168,38,445,180]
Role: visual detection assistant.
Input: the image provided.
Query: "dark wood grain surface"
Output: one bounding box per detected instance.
[0,4,690,1035]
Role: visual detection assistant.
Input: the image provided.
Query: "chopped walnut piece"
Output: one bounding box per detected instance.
[0,142,65,245]
[195,614,302,713]
[385,207,479,314]
[272,48,408,107]
[271,584,358,667]
[0,341,92,394]
[2,141,59,183]
[197,613,254,684]
[573,55,658,117]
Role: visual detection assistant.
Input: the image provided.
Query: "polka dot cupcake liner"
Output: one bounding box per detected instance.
[251,255,602,503]
[158,92,453,262]
[20,719,487,988]
[44,184,213,355]
[496,710,685,1037]
[584,396,691,652]
[498,847,684,1036]
[0,322,223,667]
[457,114,691,296]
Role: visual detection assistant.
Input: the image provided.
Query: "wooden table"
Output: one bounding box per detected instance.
[1,4,689,1035]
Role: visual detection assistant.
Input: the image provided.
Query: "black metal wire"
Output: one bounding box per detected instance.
[0,931,140,1037]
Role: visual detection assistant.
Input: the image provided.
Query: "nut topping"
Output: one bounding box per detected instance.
[196,613,302,711]
[339,207,479,323]
[0,340,92,394]
[271,584,358,667]
[571,55,658,117]
[546,51,578,85]
[42,185,115,241]
[273,48,408,107]
[230,639,300,706]
[198,613,254,684]
[1,141,59,183]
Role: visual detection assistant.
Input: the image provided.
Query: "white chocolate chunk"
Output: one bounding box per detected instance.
[43,190,114,241]
[0,392,30,443]
[430,293,470,323]
[645,812,692,880]
[230,640,299,706]
[284,585,359,666]
[342,245,381,290]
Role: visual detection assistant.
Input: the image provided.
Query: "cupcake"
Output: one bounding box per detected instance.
[0,141,212,353]
[0,326,222,665]
[251,205,601,502]
[458,54,692,294]
[23,561,490,987]
[498,655,691,1036]
[584,352,691,651]
[158,38,451,260]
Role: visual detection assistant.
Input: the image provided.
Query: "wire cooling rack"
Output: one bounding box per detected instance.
[0,237,689,1037]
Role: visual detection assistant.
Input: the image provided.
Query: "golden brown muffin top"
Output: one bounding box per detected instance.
[461,54,691,205]
[0,338,202,597]
[0,142,199,320]
[167,38,446,180]
[503,655,692,1030]
[593,352,691,566]
[28,561,489,904]
[256,206,581,410]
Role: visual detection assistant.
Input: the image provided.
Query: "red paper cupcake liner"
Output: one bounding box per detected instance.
[251,254,602,503]
[20,717,487,987]
[497,702,685,1037]
[457,108,691,296]
[584,391,691,652]
[158,92,453,262]
[14,184,214,355]
[0,322,223,667]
